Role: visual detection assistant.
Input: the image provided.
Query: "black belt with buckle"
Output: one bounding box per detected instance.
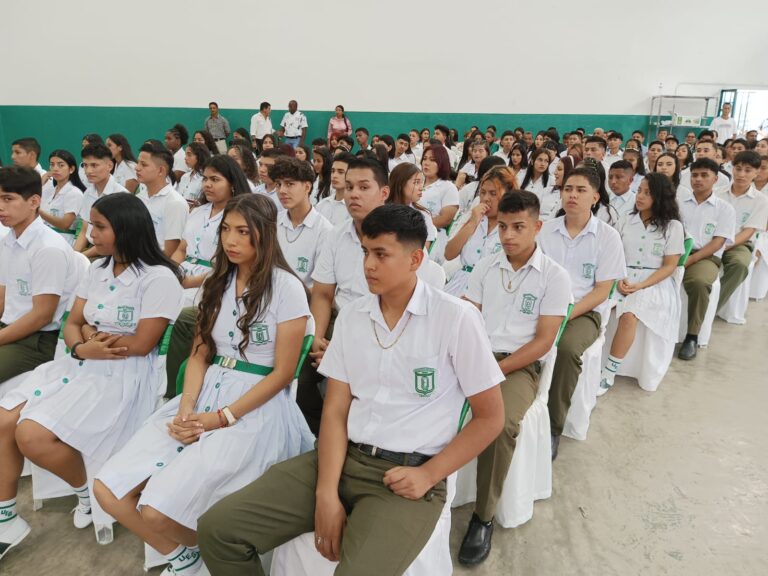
[351,442,432,466]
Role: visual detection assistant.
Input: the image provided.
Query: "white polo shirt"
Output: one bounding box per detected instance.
[311,219,368,310]
[538,215,626,320]
[113,160,137,189]
[617,214,685,269]
[604,150,623,168]
[136,184,189,244]
[41,180,84,236]
[523,175,554,201]
[253,184,285,213]
[421,179,459,222]
[78,176,129,242]
[250,113,273,139]
[716,185,768,234]
[182,203,222,264]
[172,148,189,174]
[676,190,735,258]
[277,208,334,288]
[679,168,731,195]
[318,279,504,455]
[0,217,77,331]
[177,171,203,202]
[34,164,46,176]
[465,246,571,356]
[609,190,636,220]
[315,194,350,227]
[280,111,308,138]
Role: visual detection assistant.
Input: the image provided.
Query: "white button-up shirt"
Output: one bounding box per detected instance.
[677,190,736,258]
[421,179,460,221]
[41,180,84,239]
[0,218,77,330]
[172,148,190,174]
[277,208,334,288]
[679,168,731,195]
[280,111,308,138]
[716,185,768,234]
[538,215,626,320]
[609,190,637,220]
[78,176,129,242]
[315,194,350,227]
[113,161,137,189]
[311,220,368,310]
[181,203,222,268]
[250,113,274,139]
[136,184,189,244]
[617,213,685,269]
[465,246,571,355]
[318,279,504,455]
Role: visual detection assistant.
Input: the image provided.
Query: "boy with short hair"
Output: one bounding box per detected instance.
[458,192,571,565]
[316,152,355,226]
[679,140,731,194]
[198,204,505,576]
[494,131,516,162]
[0,167,77,384]
[605,132,624,167]
[74,144,128,256]
[10,138,45,176]
[677,158,736,360]
[355,128,371,151]
[255,149,286,212]
[716,150,768,310]
[607,160,637,219]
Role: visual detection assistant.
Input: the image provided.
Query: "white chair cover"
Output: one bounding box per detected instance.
[717,259,755,325]
[678,276,720,347]
[452,352,555,528]
[749,234,768,301]
[562,329,606,441]
[270,475,456,576]
[421,260,447,290]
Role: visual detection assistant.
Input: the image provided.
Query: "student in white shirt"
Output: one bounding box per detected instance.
[653,152,684,193]
[0,166,78,386]
[390,134,418,168]
[459,191,572,565]
[607,160,637,219]
[444,167,517,297]
[74,144,129,257]
[459,157,507,214]
[273,157,334,287]
[493,130,515,164]
[197,203,505,576]
[599,174,684,394]
[509,143,529,185]
[709,103,737,144]
[311,146,333,205]
[250,101,274,152]
[10,138,45,177]
[409,129,423,162]
[676,158,736,360]
[39,149,86,245]
[716,151,768,309]
[254,149,286,212]
[604,132,624,168]
[106,134,139,192]
[279,100,308,149]
[644,140,664,173]
[165,124,191,182]
[622,148,646,193]
[754,155,768,195]
[387,163,438,252]
[171,155,252,307]
[538,167,626,457]
[177,143,212,207]
[456,140,490,190]
[227,142,260,192]
[135,143,189,257]
[434,124,459,169]
[316,153,355,226]
[679,140,731,194]
[95,194,312,576]
[520,148,554,201]
[542,155,576,222]
[420,144,460,263]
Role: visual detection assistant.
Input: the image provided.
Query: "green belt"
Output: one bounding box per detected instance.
[212,355,273,376]
[461,265,474,273]
[51,226,76,235]
[185,256,213,268]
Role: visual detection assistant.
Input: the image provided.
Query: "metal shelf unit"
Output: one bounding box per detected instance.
[647,95,719,138]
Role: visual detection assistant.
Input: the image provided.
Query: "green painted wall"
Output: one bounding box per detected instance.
[0,105,651,165]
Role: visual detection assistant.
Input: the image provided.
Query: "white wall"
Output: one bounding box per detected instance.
[1,0,766,114]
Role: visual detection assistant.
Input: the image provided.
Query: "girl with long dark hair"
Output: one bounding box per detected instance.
[39,149,86,244]
[177,143,212,206]
[106,134,139,192]
[386,162,437,250]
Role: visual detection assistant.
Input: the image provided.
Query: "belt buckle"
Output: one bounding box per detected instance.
[219,356,237,369]
[188,257,199,265]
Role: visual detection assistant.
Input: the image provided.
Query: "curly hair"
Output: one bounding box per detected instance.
[634,172,681,237]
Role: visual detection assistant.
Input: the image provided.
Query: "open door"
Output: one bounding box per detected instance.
[718,89,738,116]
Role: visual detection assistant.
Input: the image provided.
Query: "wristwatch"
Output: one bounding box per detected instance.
[70,341,85,360]
[222,406,237,427]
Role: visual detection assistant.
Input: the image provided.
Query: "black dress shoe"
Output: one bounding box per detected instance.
[458,513,494,566]
[551,434,560,461]
[678,337,697,360]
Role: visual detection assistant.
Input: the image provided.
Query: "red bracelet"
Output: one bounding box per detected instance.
[217,409,228,428]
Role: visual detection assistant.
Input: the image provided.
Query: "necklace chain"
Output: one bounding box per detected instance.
[501,266,532,294]
[371,313,412,350]
[283,224,306,244]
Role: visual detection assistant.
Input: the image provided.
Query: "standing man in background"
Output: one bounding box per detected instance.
[710,102,736,144]
[279,100,308,149]
[250,101,273,152]
[204,102,231,154]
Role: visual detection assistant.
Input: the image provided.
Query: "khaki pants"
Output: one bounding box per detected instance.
[165,306,198,398]
[718,244,752,310]
[475,359,539,522]
[548,311,601,436]
[0,324,57,383]
[198,447,446,576]
[682,255,721,335]
[215,140,228,154]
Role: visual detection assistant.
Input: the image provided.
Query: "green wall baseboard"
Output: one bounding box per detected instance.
[0,105,652,165]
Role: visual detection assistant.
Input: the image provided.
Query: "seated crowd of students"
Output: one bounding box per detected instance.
[0,115,766,575]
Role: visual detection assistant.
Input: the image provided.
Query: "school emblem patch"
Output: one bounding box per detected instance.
[652,242,664,257]
[250,323,271,345]
[704,223,715,235]
[491,243,502,254]
[117,306,135,325]
[520,293,537,314]
[16,279,31,296]
[582,263,596,280]
[414,367,436,398]
[297,256,309,273]
[741,212,750,225]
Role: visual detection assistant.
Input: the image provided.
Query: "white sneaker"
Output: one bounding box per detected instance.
[596,378,613,397]
[0,516,31,561]
[72,503,92,529]
[160,561,210,576]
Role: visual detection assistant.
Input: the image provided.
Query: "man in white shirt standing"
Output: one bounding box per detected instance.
[250,101,273,152]
[710,102,737,144]
[279,100,308,149]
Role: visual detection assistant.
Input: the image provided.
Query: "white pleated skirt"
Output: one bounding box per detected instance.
[615,270,681,342]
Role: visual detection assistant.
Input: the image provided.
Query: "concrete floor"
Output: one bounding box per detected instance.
[3,301,767,576]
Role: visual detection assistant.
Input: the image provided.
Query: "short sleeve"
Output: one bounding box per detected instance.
[76,261,98,300]
[442,182,460,207]
[714,201,736,241]
[60,187,84,214]
[664,220,685,255]
[77,195,91,221]
[449,303,504,397]
[280,114,288,129]
[138,269,183,321]
[31,246,69,296]
[744,195,768,232]
[595,225,627,282]
[0,246,8,287]
[164,198,189,241]
[317,306,351,383]
[311,231,338,286]
[539,263,572,316]
[300,114,308,129]
[464,257,490,306]
[275,272,310,324]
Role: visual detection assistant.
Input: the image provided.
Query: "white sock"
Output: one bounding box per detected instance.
[0,499,18,530]
[600,355,623,388]
[73,483,91,511]
[166,545,203,574]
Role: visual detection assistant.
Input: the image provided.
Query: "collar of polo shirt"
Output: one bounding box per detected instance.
[7,216,46,248]
[555,213,598,240]
[361,278,429,326]
[97,258,140,286]
[494,244,544,273]
[279,207,320,229]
